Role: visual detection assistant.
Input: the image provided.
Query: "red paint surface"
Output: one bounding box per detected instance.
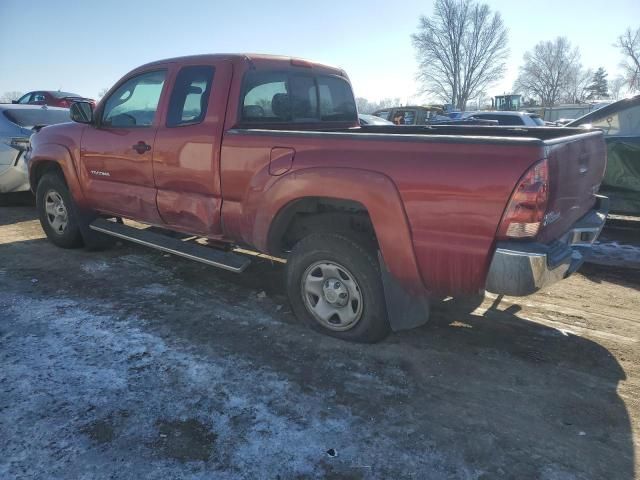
[29,54,606,297]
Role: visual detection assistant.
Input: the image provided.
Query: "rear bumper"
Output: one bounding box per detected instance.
[486,195,609,296]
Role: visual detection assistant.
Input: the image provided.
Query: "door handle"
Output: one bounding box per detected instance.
[132,141,151,154]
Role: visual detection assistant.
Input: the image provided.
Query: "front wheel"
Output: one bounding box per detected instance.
[36,172,84,248]
[286,233,390,343]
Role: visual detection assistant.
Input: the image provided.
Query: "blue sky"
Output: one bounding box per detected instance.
[0,0,638,103]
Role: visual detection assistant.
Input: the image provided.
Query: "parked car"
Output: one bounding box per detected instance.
[358,114,393,125]
[28,54,608,342]
[528,102,611,123]
[373,106,496,126]
[373,106,447,125]
[566,95,640,216]
[465,111,545,127]
[13,91,96,109]
[0,105,70,194]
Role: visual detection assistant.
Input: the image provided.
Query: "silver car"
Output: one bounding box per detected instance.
[0,105,70,193]
[463,111,545,127]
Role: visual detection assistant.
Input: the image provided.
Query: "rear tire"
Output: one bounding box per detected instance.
[36,172,84,249]
[286,233,390,343]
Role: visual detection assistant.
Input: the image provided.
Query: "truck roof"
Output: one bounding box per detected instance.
[136,54,345,76]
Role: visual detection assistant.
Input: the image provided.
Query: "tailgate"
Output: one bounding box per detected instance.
[537,130,607,243]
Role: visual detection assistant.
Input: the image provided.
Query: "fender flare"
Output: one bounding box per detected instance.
[29,142,87,206]
[251,167,430,330]
[253,167,420,282]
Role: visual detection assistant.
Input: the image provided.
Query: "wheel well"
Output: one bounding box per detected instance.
[30,161,64,191]
[268,197,378,256]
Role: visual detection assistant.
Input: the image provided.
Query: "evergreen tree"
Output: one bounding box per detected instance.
[586,68,609,100]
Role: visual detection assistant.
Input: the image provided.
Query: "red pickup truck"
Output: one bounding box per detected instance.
[27,54,608,342]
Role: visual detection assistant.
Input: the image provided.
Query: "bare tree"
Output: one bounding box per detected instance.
[562,66,593,104]
[616,27,640,92]
[411,0,508,110]
[610,76,627,100]
[0,91,24,103]
[514,37,582,107]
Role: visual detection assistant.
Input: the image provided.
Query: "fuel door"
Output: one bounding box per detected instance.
[269,147,295,176]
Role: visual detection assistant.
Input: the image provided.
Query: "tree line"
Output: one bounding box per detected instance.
[410,0,639,109]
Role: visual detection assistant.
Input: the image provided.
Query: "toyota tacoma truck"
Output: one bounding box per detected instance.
[27,54,608,342]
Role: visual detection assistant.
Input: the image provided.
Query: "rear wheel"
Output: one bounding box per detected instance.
[36,172,83,248]
[286,233,390,343]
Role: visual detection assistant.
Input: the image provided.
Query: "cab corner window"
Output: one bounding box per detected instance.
[101,70,166,128]
[167,65,215,128]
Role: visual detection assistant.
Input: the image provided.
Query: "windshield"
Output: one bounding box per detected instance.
[528,114,545,126]
[3,108,70,128]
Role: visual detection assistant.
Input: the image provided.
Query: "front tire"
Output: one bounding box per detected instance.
[36,172,84,248]
[286,233,390,343]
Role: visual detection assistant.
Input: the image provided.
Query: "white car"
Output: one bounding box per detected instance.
[464,111,545,127]
[0,105,70,194]
[358,113,393,125]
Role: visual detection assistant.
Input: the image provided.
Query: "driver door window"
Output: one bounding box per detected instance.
[101,70,166,127]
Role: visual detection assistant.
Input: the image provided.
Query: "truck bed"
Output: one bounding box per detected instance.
[224,126,605,294]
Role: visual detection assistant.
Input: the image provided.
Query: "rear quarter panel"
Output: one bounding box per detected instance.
[221,131,544,295]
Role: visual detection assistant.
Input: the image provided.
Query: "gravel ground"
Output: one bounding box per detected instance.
[0,205,639,479]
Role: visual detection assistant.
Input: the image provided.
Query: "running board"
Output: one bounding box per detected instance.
[89,218,250,273]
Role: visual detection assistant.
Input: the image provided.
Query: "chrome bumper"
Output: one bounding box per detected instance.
[486,195,608,296]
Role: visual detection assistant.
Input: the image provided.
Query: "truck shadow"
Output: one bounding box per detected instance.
[580,262,640,292]
[140,257,636,479]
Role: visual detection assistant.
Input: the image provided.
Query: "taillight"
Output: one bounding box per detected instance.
[497,159,549,239]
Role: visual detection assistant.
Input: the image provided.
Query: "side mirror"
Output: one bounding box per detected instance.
[11,100,18,104]
[70,101,93,124]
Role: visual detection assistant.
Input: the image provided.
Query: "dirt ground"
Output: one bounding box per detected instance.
[1,204,639,479]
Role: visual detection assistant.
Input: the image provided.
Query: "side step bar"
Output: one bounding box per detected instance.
[89,218,250,273]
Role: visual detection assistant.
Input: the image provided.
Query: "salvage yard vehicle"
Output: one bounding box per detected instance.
[12,90,96,109]
[567,95,640,216]
[464,111,545,127]
[0,104,70,194]
[358,113,393,125]
[27,54,609,342]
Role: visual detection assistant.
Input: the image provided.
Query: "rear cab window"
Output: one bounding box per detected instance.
[240,70,356,125]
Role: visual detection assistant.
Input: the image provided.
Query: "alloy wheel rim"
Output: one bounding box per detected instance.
[301,260,363,331]
[44,190,68,235]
